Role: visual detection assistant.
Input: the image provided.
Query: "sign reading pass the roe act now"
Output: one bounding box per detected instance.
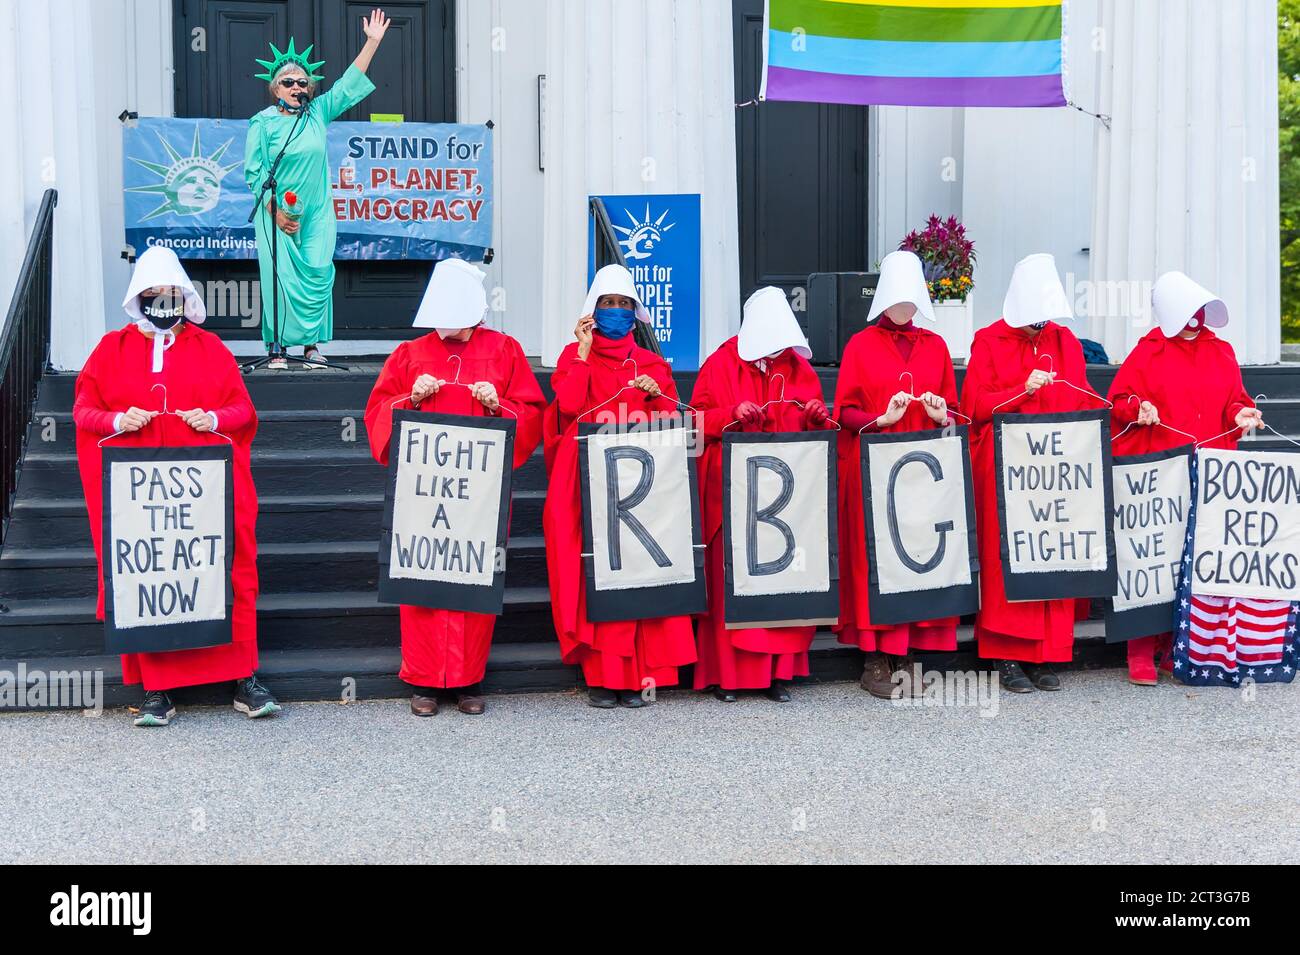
[102,445,235,654]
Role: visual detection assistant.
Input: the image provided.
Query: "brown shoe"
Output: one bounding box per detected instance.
[410,693,439,717]
[456,693,485,715]
[860,653,898,699]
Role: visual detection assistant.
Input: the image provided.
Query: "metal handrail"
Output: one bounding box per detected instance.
[0,188,57,547]
[588,197,663,357]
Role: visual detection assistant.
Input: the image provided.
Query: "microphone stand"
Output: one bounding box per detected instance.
[241,95,349,373]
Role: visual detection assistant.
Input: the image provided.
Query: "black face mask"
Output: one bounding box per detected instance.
[1028,321,1048,330]
[139,291,185,330]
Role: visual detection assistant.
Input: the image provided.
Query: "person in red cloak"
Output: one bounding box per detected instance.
[691,286,829,702]
[542,264,697,708]
[833,251,961,698]
[962,253,1102,693]
[73,246,277,727]
[364,258,545,716]
[1107,271,1261,685]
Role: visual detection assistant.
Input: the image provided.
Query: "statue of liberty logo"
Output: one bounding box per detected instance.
[127,125,241,221]
[613,203,676,261]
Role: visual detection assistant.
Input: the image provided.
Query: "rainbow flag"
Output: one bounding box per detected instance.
[760,0,1067,108]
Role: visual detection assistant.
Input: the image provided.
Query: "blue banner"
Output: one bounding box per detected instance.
[123,117,493,260]
[588,193,701,371]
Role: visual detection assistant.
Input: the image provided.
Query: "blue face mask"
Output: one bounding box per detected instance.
[593,306,638,339]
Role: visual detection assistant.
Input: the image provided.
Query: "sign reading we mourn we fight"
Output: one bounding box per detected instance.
[379,411,515,614]
[1104,447,1194,642]
[123,117,492,259]
[994,410,1117,601]
[860,427,980,624]
[102,446,234,654]
[579,420,707,622]
[1189,448,1300,601]
[722,432,839,627]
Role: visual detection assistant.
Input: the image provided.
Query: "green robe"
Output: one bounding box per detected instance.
[244,64,375,346]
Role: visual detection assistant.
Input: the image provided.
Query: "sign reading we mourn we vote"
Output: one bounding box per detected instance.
[379,410,515,614]
[1105,447,1193,642]
[994,410,1117,601]
[102,446,234,654]
[579,420,707,622]
[860,427,980,625]
[722,431,839,627]
[1189,448,1300,601]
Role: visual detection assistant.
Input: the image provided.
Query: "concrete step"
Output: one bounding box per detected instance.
[3,488,547,548]
[13,445,551,498]
[0,535,550,601]
[0,624,1125,709]
[0,587,557,658]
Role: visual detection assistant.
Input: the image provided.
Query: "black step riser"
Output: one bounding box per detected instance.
[3,496,546,548]
[0,608,558,660]
[0,547,550,601]
[16,458,552,498]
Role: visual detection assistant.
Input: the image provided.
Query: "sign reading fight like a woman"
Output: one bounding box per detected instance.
[722,431,839,626]
[579,420,707,622]
[102,446,234,654]
[1105,446,1193,642]
[379,410,515,614]
[860,427,980,624]
[994,409,1117,601]
[1189,448,1300,602]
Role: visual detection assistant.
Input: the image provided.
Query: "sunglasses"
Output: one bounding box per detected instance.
[279,77,310,89]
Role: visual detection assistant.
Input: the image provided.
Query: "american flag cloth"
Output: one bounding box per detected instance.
[1171,456,1300,687]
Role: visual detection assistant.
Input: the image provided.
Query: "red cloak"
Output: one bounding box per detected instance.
[961,319,1100,663]
[1107,327,1251,666]
[364,327,545,688]
[541,333,697,690]
[833,322,961,654]
[690,337,825,689]
[73,324,260,691]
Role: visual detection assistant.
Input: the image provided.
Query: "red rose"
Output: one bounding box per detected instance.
[284,190,298,206]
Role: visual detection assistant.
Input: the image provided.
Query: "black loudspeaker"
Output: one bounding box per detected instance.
[804,272,880,364]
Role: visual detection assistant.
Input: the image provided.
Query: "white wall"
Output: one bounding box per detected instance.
[1089,0,1281,365]
[0,0,171,371]
[870,0,1102,335]
[456,0,546,355]
[538,0,741,366]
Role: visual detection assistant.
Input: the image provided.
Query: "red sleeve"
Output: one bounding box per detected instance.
[364,344,412,467]
[837,405,878,433]
[963,336,1030,423]
[552,353,593,419]
[688,353,735,442]
[72,341,120,436]
[1222,371,1252,432]
[207,349,257,436]
[1106,350,1145,430]
[1060,332,1097,402]
[939,349,959,414]
[498,338,546,469]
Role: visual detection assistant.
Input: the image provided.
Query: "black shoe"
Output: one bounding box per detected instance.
[618,690,646,708]
[233,675,281,718]
[764,681,792,703]
[712,686,738,702]
[587,687,618,709]
[133,691,175,727]
[1022,663,1061,691]
[997,660,1034,693]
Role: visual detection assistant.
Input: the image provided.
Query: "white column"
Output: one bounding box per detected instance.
[539,0,741,366]
[0,0,172,371]
[1089,0,1281,364]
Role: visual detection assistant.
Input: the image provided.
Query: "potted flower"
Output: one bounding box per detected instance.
[899,215,976,359]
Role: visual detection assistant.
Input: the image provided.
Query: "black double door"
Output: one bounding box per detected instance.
[733,0,869,305]
[171,0,455,341]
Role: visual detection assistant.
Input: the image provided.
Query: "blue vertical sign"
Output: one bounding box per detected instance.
[588,193,701,371]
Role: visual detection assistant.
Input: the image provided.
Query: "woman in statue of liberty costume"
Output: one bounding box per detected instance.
[245,9,390,369]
